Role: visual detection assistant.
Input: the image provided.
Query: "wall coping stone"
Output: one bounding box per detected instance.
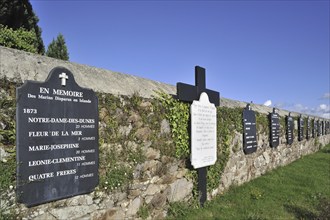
[0,46,326,119]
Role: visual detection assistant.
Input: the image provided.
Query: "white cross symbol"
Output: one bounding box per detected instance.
[59,72,68,86]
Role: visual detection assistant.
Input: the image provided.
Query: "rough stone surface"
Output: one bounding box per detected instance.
[135,127,152,141]
[145,148,160,160]
[0,46,176,98]
[167,178,193,202]
[49,205,98,219]
[34,212,57,220]
[263,152,270,164]
[144,184,161,196]
[118,125,132,137]
[160,119,171,134]
[102,208,125,220]
[0,146,9,162]
[151,193,167,209]
[126,197,142,216]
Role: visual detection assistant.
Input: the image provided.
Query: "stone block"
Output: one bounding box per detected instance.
[135,127,152,141]
[127,197,142,216]
[49,204,98,219]
[151,193,167,209]
[144,184,161,196]
[167,178,193,202]
[145,148,160,160]
[262,152,270,164]
[102,208,125,220]
[160,119,170,134]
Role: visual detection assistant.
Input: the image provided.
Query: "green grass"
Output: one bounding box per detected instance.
[168,144,330,220]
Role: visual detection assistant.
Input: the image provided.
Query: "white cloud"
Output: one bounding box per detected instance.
[322,93,330,99]
[319,104,328,110]
[273,102,330,118]
[263,100,272,107]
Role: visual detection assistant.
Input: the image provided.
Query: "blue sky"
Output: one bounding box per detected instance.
[31,0,329,118]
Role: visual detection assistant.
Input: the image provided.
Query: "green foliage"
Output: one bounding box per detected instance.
[250,187,264,200]
[0,24,38,53]
[256,112,269,136]
[100,164,133,191]
[167,201,192,218]
[0,153,16,194]
[155,91,190,158]
[279,116,286,137]
[0,209,17,220]
[46,33,69,61]
[97,92,152,191]
[0,79,18,195]
[0,78,17,146]
[207,107,242,191]
[137,204,149,220]
[0,0,45,54]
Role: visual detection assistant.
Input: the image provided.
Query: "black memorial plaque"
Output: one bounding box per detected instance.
[326,121,330,135]
[16,67,99,206]
[317,120,321,136]
[298,116,304,141]
[325,121,327,135]
[243,104,257,154]
[306,117,310,140]
[286,113,294,145]
[322,121,325,136]
[269,108,280,148]
[312,119,316,138]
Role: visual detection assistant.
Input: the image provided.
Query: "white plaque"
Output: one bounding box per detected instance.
[191,92,217,169]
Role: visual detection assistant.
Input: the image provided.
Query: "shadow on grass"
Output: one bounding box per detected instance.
[284,197,330,220]
[320,148,330,154]
[317,197,330,220]
[284,204,318,219]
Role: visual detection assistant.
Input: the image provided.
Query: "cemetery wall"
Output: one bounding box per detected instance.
[0,46,329,219]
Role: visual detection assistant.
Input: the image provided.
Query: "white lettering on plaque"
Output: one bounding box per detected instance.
[191,92,217,169]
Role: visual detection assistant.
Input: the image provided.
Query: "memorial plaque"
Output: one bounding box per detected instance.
[190,92,217,169]
[298,116,304,141]
[269,108,280,148]
[325,121,328,135]
[306,117,310,140]
[176,66,220,206]
[312,119,316,138]
[326,121,330,135]
[243,104,257,154]
[16,67,99,206]
[286,113,294,145]
[322,121,325,136]
[317,120,321,136]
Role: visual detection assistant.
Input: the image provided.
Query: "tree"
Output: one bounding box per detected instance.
[0,24,38,53]
[46,33,69,61]
[0,0,45,54]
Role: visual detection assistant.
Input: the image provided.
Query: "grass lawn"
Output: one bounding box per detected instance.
[168,143,330,220]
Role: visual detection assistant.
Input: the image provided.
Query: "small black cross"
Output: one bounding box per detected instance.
[177,66,220,106]
[176,66,220,206]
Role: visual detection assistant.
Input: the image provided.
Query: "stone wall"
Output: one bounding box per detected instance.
[0,46,329,219]
[0,46,175,98]
[216,130,329,197]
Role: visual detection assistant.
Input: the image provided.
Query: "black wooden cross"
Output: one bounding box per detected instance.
[176,66,220,206]
[177,66,220,106]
